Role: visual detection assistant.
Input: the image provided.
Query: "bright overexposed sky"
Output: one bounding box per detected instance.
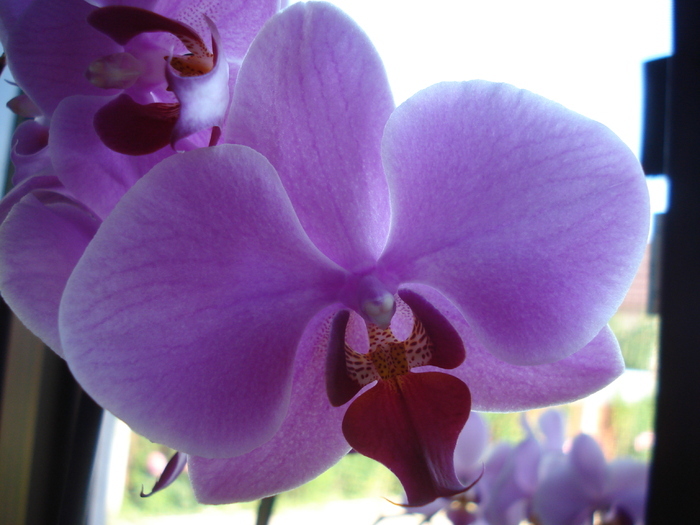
[314,0,672,158]
[306,0,673,213]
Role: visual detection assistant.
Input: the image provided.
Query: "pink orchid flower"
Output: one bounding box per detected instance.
[1,2,649,506]
[1,0,281,153]
[532,434,648,525]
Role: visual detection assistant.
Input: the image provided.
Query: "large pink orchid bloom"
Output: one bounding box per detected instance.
[1,2,648,507]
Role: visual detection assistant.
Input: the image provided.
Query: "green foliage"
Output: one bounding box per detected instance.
[608,395,656,461]
[481,412,525,443]
[118,439,401,520]
[278,452,402,505]
[609,313,659,370]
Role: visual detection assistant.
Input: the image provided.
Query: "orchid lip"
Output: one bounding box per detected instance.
[326,290,471,506]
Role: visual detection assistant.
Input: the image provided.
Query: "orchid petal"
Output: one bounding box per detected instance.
[570,434,607,497]
[453,412,489,481]
[5,0,121,116]
[190,305,350,503]
[483,436,540,525]
[482,443,513,489]
[227,1,394,270]
[0,0,31,44]
[532,464,594,525]
[606,459,648,497]
[404,285,625,411]
[51,95,171,218]
[342,372,471,506]
[141,451,188,497]
[606,460,648,521]
[0,194,99,356]
[93,94,179,156]
[92,1,158,9]
[462,326,624,412]
[380,81,649,365]
[9,120,51,186]
[0,175,63,224]
[60,144,346,457]
[538,410,566,452]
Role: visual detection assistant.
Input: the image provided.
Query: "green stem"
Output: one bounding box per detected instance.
[255,496,276,525]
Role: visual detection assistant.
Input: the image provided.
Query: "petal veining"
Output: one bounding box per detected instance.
[59,144,346,457]
[227,2,394,270]
[380,81,649,365]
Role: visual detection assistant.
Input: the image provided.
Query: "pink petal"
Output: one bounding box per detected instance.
[141,451,188,497]
[190,305,350,503]
[532,471,593,525]
[0,174,63,224]
[59,144,346,458]
[570,434,607,497]
[606,460,648,521]
[457,325,624,412]
[454,412,489,480]
[0,194,99,356]
[226,2,394,270]
[51,95,171,218]
[9,120,50,187]
[538,410,566,452]
[404,285,625,411]
[342,372,472,506]
[379,81,649,365]
[4,0,121,116]
[0,0,32,40]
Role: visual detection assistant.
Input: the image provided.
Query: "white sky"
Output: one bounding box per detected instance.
[309,0,673,213]
[315,0,672,156]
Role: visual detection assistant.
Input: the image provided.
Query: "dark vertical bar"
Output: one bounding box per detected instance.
[0,316,103,524]
[56,391,103,525]
[646,0,700,522]
[640,58,668,176]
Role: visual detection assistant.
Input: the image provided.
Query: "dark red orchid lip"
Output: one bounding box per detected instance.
[326,289,473,506]
[93,94,179,156]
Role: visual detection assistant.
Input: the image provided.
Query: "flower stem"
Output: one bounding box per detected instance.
[255,496,276,525]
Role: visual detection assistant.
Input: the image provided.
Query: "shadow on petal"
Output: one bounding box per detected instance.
[94,94,178,155]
